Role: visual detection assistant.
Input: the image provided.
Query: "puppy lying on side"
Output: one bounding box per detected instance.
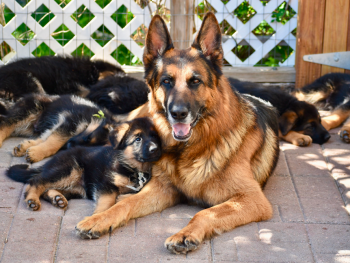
[291,73,350,143]
[0,56,125,101]
[229,78,330,146]
[0,94,115,162]
[87,75,150,115]
[6,118,162,215]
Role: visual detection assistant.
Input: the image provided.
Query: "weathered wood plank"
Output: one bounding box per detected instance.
[170,0,194,49]
[321,0,350,75]
[346,2,350,74]
[295,0,326,88]
[123,66,295,83]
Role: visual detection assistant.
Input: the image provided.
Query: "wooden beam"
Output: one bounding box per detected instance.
[295,0,326,88]
[170,0,194,49]
[123,66,295,83]
[321,0,350,75]
[346,2,350,74]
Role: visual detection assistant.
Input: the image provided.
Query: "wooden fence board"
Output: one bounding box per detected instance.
[321,0,350,75]
[346,2,350,74]
[124,66,295,83]
[295,0,326,88]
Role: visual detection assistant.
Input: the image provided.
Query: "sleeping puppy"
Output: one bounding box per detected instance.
[0,94,115,163]
[229,78,330,146]
[6,118,162,214]
[87,75,149,115]
[292,73,350,143]
[0,56,125,101]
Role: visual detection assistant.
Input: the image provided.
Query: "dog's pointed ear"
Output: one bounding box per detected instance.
[108,122,130,149]
[192,12,223,65]
[279,110,298,136]
[143,15,173,67]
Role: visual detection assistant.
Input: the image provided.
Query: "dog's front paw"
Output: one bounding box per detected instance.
[165,232,201,254]
[339,128,350,143]
[75,214,111,239]
[25,147,44,163]
[293,135,312,147]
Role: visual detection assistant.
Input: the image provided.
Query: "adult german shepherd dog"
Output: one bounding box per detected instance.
[292,73,350,143]
[75,13,280,254]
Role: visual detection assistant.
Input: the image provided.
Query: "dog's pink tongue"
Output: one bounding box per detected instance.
[172,123,191,137]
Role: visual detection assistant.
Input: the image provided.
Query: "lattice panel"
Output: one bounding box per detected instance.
[0,0,155,65]
[0,0,297,67]
[194,0,298,66]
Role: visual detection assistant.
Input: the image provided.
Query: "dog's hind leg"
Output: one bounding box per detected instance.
[25,133,69,163]
[321,108,350,131]
[13,138,44,157]
[279,130,312,146]
[93,192,118,214]
[24,184,47,211]
[42,189,68,209]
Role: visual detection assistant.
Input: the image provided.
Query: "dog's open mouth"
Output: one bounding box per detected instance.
[171,115,199,141]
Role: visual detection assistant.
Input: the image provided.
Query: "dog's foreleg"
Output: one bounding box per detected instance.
[278,130,312,146]
[339,118,350,143]
[25,133,69,163]
[75,177,180,239]
[93,192,118,214]
[0,124,15,147]
[165,185,272,254]
[321,108,350,131]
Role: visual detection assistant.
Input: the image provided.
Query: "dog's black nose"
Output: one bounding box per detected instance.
[170,106,188,120]
[323,133,331,142]
[149,142,158,153]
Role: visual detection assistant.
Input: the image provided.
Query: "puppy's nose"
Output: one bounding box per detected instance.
[170,106,188,120]
[323,133,331,142]
[149,142,158,153]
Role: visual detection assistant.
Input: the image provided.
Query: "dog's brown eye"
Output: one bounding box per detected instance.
[193,79,200,84]
[163,79,170,84]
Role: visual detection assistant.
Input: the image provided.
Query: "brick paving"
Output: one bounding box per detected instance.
[0,132,349,263]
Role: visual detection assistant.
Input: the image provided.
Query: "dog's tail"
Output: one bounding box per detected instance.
[6,164,41,183]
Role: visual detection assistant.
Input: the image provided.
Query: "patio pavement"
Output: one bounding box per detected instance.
[0,126,349,263]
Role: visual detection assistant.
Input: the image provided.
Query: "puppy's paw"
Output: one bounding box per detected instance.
[293,135,312,147]
[75,214,111,239]
[13,141,31,157]
[339,128,350,143]
[25,147,44,163]
[51,195,68,209]
[165,232,200,254]
[26,199,41,211]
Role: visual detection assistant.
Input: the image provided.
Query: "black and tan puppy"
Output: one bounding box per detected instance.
[6,118,162,215]
[87,75,149,115]
[0,94,115,162]
[229,78,330,146]
[292,73,350,143]
[0,56,125,101]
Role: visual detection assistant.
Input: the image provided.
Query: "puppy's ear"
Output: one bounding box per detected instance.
[109,123,130,149]
[143,15,173,68]
[192,12,223,67]
[279,110,298,136]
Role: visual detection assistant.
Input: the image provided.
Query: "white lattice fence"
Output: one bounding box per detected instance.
[0,0,297,67]
[194,0,298,67]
